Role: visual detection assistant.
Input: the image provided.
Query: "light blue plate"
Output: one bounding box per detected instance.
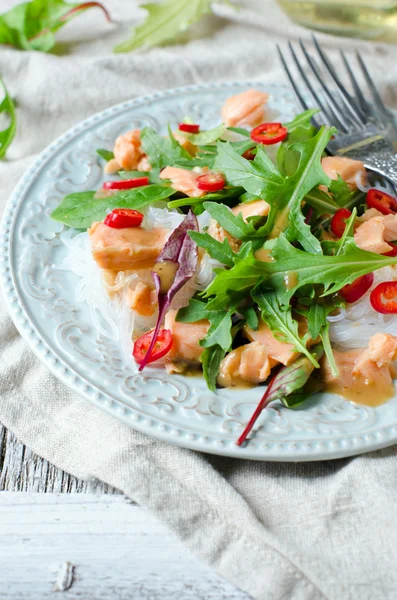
[2,81,397,461]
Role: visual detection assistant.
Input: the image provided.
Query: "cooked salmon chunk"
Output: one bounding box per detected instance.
[126,282,157,317]
[323,333,397,405]
[217,342,274,387]
[321,156,366,189]
[164,310,209,372]
[113,129,148,171]
[160,166,205,198]
[221,89,269,128]
[244,320,298,366]
[354,214,397,254]
[232,199,270,221]
[89,222,168,270]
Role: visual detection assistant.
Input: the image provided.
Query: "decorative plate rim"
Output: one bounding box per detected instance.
[2,80,397,462]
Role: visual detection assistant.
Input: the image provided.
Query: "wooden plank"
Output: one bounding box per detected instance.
[0,493,250,600]
[0,424,117,494]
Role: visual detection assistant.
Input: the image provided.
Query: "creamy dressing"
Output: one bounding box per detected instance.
[254,247,273,262]
[153,260,178,294]
[326,378,394,407]
[284,271,298,290]
[269,207,289,239]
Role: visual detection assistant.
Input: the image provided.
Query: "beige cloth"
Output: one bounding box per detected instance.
[1,1,397,598]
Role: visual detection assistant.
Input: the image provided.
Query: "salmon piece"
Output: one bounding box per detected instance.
[231,199,270,221]
[104,158,121,174]
[164,310,209,372]
[126,281,157,317]
[89,222,168,270]
[113,129,146,171]
[137,155,151,171]
[221,89,269,128]
[244,320,298,366]
[354,214,397,254]
[217,342,274,387]
[359,208,383,222]
[321,156,367,189]
[207,218,240,252]
[160,166,205,198]
[323,333,397,405]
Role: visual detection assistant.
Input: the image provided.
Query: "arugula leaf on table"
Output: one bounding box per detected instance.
[0,0,110,52]
[50,184,174,229]
[251,287,319,367]
[202,233,397,308]
[96,148,114,162]
[140,126,192,170]
[0,78,16,159]
[215,126,336,254]
[188,232,235,266]
[201,345,225,392]
[114,0,233,53]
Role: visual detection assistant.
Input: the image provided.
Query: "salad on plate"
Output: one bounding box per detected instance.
[51,88,397,444]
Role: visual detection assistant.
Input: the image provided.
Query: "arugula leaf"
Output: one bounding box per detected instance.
[320,322,339,378]
[0,78,16,159]
[181,123,226,146]
[202,233,397,307]
[329,175,355,207]
[200,311,233,352]
[227,126,250,137]
[140,126,192,170]
[0,0,110,52]
[114,0,227,53]
[50,185,174,229]
[215,126,335,254]
[283,109,320,132]
[120,169,162,184]
[188,232,234,267]
[251,287,319,367]
[304,187,339,214]
[176,298,212,323]
[201,345,225,392]
[307,303,326,340]
[203,201,267,241]
[96,148,114,162]
[240,307,258,331]
[167,185,244,210]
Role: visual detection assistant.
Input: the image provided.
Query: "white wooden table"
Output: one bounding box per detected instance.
[0,423,251,599]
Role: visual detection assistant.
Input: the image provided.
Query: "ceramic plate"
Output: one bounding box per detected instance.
[2,81,397,461]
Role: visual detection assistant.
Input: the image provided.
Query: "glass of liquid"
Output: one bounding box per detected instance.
[277,0,397,42]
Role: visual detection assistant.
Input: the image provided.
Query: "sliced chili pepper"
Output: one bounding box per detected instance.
[133,328,173,365]
[178,123,200,134]
[331,208,352,238]
[196,172,225,192]
[384,243,397,257]
[250,122,288,145]
[340,273,374,303]
[370,281,397,314]
[366,188,397,215]
[242,147,256,160]
[104,209,144,229]
[103,177,149,190]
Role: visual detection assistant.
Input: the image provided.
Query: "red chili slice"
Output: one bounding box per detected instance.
[196,172,225,192]
[133,328,172,365]
[242,147,256,160]
[366,188,397,215]
[250,122,288,145]
[103,177,149,190]
[178,123,200,134]
[104,209,144,229]
[331,208,352,238]
[384,243,397,257]
[370,281,397,314]
[340,273,374,303]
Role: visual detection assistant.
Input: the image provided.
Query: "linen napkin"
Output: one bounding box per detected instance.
[1,1,397,598]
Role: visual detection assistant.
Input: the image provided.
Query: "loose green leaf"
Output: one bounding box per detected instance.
[188,232,234,267]
[181,123,226,146]
[0,78,16,158]
[201,345,225,392]
[96,148,114,161]
[50,184,174,229]
[114,0,221,53]
[0,0,110,52]
[251,287,318,367]
[140,126,192,170]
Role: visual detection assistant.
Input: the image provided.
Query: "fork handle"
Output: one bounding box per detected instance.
[363,152,397,190]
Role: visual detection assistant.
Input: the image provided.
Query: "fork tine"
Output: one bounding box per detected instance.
[339,50,370,117]
[277,45,321,129]
[293,41,349,132]
[355,51,394,130]
[311,36,366,127]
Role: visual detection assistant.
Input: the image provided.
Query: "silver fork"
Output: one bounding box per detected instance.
[277,37,397,189]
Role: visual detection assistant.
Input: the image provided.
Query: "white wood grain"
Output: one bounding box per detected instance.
[0,493,250,600]
[0,424,116,493]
